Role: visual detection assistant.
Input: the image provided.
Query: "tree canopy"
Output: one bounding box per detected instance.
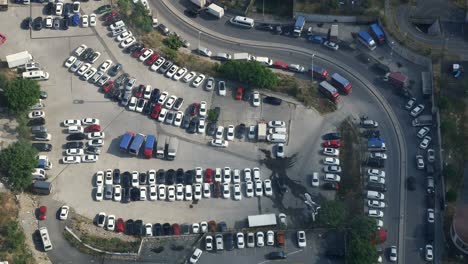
[129,2,152,33]
[3,78,40,113]
[346,236,378,264]
[164,33,183,50]
[0,140,38,191]
[217,60,278,88]
[316,200,347,229]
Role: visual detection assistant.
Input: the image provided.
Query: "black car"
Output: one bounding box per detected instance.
[122,187,130,203]
[122,171,131,187]
[88,52,100,63]
[236,123,246,139]
[323,182,339,190]
[150,88,161,104]
[108,63,122,77]
[263,96,282,105]
[45,3,54,15]
[206,122,216,136]
[66,141,84,149]
[125,219,134,235]
[63,3,71,16]
[426,193,434,208]
[363,130,380,138]
[162,223,172,235]
[256,23,274,31]
[53,17,61,30]
[156,169,165,184]
[62,16,70,30]
[22,17,32,30]
[134,220,144,236]
[367,182,387,192]
[165,169,175,185]
[407,176,416,191]
[113,169,121,185]
[322,132,341,140]
[67,133,86,141]
[124,43,142,54]
[173,97,184,110]
[32,143,52,152]
[139,172,147,185]
[267,251,287,260]
[242,88,252,101]
[33,132,49,141]
[181,115,191,129]
[185,170,194,185]
[366,158,384,168]
[143,102,152,115]
[158,60,173,73]
[97,213,106,227]
[153,223,162,236]
[212,107,220,122]
[33,17,43,31]
[28,117,45,126]
[181,223,190,235]
[85,146,101,155]
[107,87,122,101]
[184,8,199,18]
[218,221,227,232]
[187,118,198,134]
[130,187,140,201]
[114,73,129,88]
[175,168,185,184]
[80,48,94,60]
[224,233,235,251]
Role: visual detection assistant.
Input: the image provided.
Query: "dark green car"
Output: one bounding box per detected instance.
[95,5,111,14]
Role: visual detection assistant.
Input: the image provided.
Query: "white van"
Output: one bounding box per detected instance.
[366,190,384,200]
[39,227,53,251]
[268,127,287,134]
[255,57,273,66]
[22,71,49,81]
[267,133,287,143]
[32,168,47,180]
[229,16,255,28]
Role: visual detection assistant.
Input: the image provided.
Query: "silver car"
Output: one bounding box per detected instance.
[205,77,215,91]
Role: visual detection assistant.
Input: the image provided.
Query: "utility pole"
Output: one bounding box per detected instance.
[198,31,201,50]
[262,0,265,20]
[311,54,315,82]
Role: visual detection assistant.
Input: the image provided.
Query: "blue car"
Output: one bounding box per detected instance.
[71,13,80,26]
[309,35,324,44]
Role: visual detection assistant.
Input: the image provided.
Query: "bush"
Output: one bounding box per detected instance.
[217,60,278,88]
[161,46,178,60]
[4,78,40,113]
[316,200,347,229]
[0,140,38,191]
[129,2,152,32]
[164,34,183,50]
[438,95,451,110]
[117,0,131,15]
[446,189,458,202]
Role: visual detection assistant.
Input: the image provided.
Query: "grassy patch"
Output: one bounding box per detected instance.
[173,53,219,77]
[295,0,383,16]
[253,0,293,17]
[337,118,363,215]
[215,0,252,11]
[0,193,35,264]
[81,235,140,253]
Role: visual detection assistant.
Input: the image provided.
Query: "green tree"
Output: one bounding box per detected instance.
[347,236,378,264]
[117,0,131,16]
[4,221,26,251]
[129,2,152,32]
[438,95,451,111]
[316,200,347,229]
[349,215,377,240]
[0,140,38,191]
[328,0,339,9]
[164,33,183,50]
[217,61,278,88]
[446,189,458,202]
[161,46,178,60]
[3,78,40,113]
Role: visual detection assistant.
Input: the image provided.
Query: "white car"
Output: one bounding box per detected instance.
[131,171,139,187]
[167,185,176,201]
[157,91,169,104]
[192,74,206,87]
[215,126,224,139]
[195,167,203,183]
[233,184,242,200]
[203,183,211,198]
[370,152,387,160]
[95,171,104,186]
[189,248,202,264]
[72,1,80,12]
[427,149,436,163]
[88,139,104,147]
[158,108,168,122]
[81,155,98,163]
[63,119,81,127]
[276,143,285,158]
[266,231,274,246]
[66,148,84,156]
[82,15,89,27]
[214,168,222,182]
[165,65,179,78]
[176,184,184,200]
[174,111,184,127]
[87,132,105,140]
[201,221,208,233]
[74,44,87,57]
[185,185,193,201]
[323,148,339,156]
[198,118,206,133]
[105,169,113,185]
[297,231,307,247]
[323,41,339,50]
[182,71,196,82]
[254,180,263,196]
[368,209,384,218]
[173,67,188,81]
[223,167,231,182]
[145,223,152,236]
[82,118,99,126]
[143,85,152,99]
[158,184,166,200]
[99,60,113,72]
[389,246,397,262]
[77,63,91,76]
[248,125,256,140]
[205,236,213,251]
[59,205,69,220]
[95,186,103,201]
[106,215,115,231]
[62,156,81,164]
[147,170,156,184]
[312,173,319,187]
[427,208,435,223]
[425,244,433,261]
[45,16,53,28]
[252,91,261,107]
[323,174,341,182]
[263,180,273,196]
[368,200,386,208]
[82,67,97,81]
[120,36,136,48]
[198,47,212,57]
[232,169,241,183]
[405,97,416,110]
[226,125,235,141]
[116,31,132,42]
[55,3,63,15]
[268,121,286,128]
[149,184,157,200]
[410,104,425,117]
[89,13,96,27]
[64,56,77,68]
[211,139,228,148]
[244,168,252,182]
[165,95,177,109]
[139,49,154,62]
[369,176,385,184]
[367,169,385,177]
[199,101,207,117]
[218,81,226,96]
[417,127,430,139]
[253,167,261,181]
[323,157,340,165]
[194,183,202,200]
[256,232,265,247]
[136,98,146,113]
[237,233,245,249]
[113,185,122,201]
[222,182,230,199]
[245,181,254,198]
[416,155,425,169]
[150,57,165,71]
[28,111,45,119]
[419,136,431,149]
[323,165,341,173]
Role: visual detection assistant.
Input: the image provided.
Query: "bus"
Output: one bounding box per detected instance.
[319,81,340,103]
[229,16,254,28]
[293,16,306,37]
[129,133,145,156]
[144,134,156,159]
[119,131,134,152]
[22,70,49,81]
[357,31,376,51]
[330,73,352,94]
[369,23,385,44]
[39,227,53,251]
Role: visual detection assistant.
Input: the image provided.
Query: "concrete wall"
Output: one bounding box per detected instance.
[294,12,357,23]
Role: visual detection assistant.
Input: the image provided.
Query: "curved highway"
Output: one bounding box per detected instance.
[150,0,411,263]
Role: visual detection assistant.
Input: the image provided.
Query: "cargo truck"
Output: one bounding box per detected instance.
[257,122,267,141]
[384,72,408,89]
[328,24,338,42]
[156,135,167,159]
[190,0,206,7]
[247,214,277,227]
[330,73,352,94]
[293,16,306,37]
[6,51,32,68]
[119,131,135,152]
[129,133,145,156]
[319,81,340,103]
[232,53,255,61]
[166,137,179,160]
[369,23,385,44]
[412,115,433,127]
[207,3,224,18]
[144,134,156,158]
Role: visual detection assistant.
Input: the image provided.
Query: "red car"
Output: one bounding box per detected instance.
[208,220,217,232]
[150,104,162,119]
[116,218,125,233]
[85,124,101,133]
[132,48,146,58]
[144,53,159,66]
[38,206,47,220]
[103,11,119,22]
[0,33,6,45]
[323,140,341,148]
[134,84,145,98]
[172,223,180,235]
[235,87,244,100]
[204,168,213,183]
[101,80,114,93]
[273,61,289,70]
[190,103,200,116]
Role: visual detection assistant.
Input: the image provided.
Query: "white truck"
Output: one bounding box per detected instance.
[190,0,206,7]
[166,137,179,161]
[254,56,273,66]
[156,135,167,159]
[6,51,32,68]
[257,122,267,141]
[232,53,255,61]
[207,3,224,18]
[247,214,277,227]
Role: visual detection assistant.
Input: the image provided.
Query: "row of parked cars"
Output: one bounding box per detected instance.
[60,118,103,164]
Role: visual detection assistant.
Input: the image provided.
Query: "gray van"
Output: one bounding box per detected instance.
[31,125,47,134]
[427,177,434,194]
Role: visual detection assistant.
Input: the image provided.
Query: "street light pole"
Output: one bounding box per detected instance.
[390,41,394,62]
[198,31,201,50]
[263,0,265,20]
[311,54,315,81]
